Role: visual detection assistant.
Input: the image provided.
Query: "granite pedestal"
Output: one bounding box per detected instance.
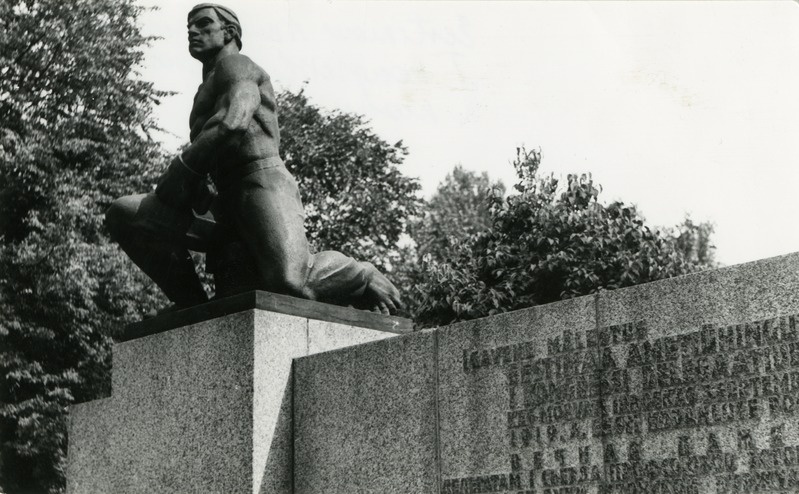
[66,291,410,494]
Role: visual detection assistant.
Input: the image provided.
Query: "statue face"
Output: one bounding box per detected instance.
[187,7,228,61]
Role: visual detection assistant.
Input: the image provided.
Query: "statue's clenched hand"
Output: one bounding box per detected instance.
[155,155,205,212]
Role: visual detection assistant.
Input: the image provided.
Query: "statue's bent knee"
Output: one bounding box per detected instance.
[105,195,139,240]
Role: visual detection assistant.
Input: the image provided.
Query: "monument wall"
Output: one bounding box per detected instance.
[294,252,799,493]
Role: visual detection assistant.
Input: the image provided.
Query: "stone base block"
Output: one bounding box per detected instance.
[66,292,404,494]
[294,331,439,493]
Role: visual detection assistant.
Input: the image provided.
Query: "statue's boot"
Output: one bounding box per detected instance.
[120,242,208,308]
[151,250,208,307]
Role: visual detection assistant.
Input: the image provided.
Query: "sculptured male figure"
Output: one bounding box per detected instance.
[106,3,402,315]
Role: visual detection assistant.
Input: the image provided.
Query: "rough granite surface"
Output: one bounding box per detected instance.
[252,311,307,494]
[292,252,799,494]
[593,251,799,493]
[67,308,395,494]
[437,295,598,488]
[431,251,799,494]
[293,331,438,493]
[70,311,254,494]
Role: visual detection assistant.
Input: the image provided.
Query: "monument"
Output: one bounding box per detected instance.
[66,4,799,494]
[68,253,799,493]
[104,3,402,316]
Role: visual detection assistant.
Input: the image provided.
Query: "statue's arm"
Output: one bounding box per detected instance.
[154,57,260,211]
[182,57,261,174]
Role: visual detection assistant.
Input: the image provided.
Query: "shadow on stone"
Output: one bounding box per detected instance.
[256,366,294,494]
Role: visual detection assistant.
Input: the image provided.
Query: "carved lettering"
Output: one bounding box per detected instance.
[452,313,799,494]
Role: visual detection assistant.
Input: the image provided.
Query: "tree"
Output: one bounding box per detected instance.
[412,165,505,264]
[669,216,717,269]
[0,1,168,492]
[394,166,504,319]
[414,148,717,328]
[277,89,422,270]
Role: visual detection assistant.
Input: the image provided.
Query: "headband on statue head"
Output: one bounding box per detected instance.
[188,3,242,49]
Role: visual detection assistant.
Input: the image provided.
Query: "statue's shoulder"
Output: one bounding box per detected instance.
[214,54,269,86]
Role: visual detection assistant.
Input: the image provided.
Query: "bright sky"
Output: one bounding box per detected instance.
[137,0,799,266]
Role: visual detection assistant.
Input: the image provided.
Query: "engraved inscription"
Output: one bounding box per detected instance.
[444,314,799,493]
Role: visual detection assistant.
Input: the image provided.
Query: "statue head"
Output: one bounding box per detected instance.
[187,4,242,61]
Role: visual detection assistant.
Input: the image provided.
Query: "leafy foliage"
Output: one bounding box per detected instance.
[277,89,422,270]
[414,148,716,328]
[412,165,505,264]
[668,215,717,269]
[395,166,505,319]
[0,1,168,492]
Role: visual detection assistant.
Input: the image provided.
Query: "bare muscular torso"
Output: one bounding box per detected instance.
[188,54,280,169]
